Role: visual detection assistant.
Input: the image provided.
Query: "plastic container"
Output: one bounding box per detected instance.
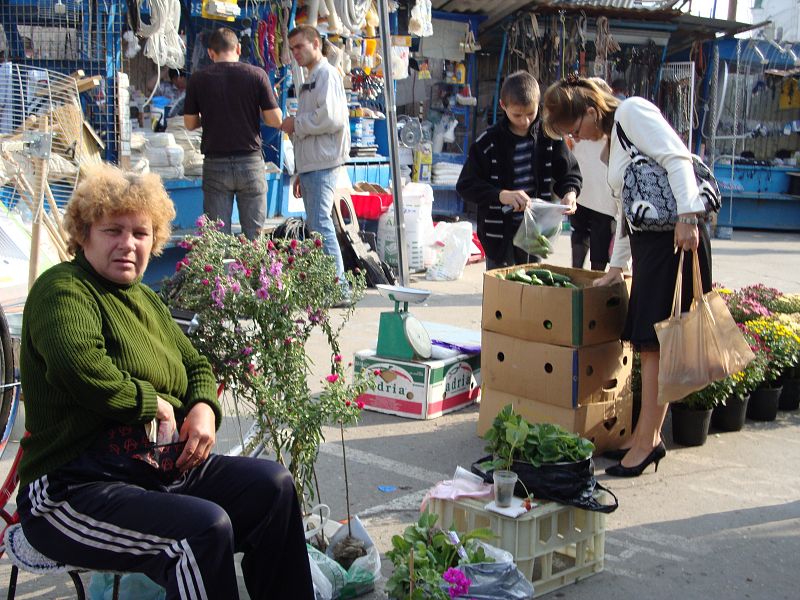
[350,191,393,219]
[426,496,605,597]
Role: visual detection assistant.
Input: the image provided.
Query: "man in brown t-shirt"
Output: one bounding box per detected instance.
[184,27,281,240]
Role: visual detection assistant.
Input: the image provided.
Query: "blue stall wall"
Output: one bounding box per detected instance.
[713,164,794,194]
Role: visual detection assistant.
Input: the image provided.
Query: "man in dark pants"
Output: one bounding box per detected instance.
[184,27,282,240]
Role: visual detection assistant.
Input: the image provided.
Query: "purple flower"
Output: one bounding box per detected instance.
[211,276,225,309]
[443,568,471,599]
[256,287,269,300]
[195,215,207,228]
[241,346,253,356]
[229,280,241,294]
[178,240,192,249]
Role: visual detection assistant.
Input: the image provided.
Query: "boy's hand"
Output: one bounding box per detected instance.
[560,191,578,215]
[499,190,531,212]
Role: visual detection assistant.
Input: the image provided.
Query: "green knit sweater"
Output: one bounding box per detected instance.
[18,251,221,487]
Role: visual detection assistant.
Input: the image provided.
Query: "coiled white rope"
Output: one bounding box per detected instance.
[138,0,186,106]
[332,0,370,36]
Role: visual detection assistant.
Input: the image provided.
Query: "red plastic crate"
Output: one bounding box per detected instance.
[350,192,393,219]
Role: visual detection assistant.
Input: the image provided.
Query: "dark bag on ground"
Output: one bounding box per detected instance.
[332,192,397,287]
[472,455,618,514]
[617,123,721,232]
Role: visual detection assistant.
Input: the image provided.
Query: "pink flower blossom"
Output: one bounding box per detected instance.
[195,215,207,227]
[333,354,343,362]
[204,264,213,272]
[290,239,298,249]
[345,400,351,407]
[201,279,210,286]
[177,240,192,250]
[373,369,381,376]
[356,400,365,410]
[314,238,323,248]
[326,373,339,384]
[256,287,269,300]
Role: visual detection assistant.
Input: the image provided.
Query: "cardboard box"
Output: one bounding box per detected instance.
[481,332,632,409]
[482,263,629,347]
[354,350,481,419]
[477,386,632,453]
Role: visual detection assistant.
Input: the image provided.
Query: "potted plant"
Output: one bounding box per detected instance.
[774,313,800,410]
[712,323,769,431]
[672,378,731,446]
[745,316,800,421]
[717,285,772,324]
[479,405,596,505]
[162,217,372,505]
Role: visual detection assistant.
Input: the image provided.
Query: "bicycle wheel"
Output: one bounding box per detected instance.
[0,307,19,461]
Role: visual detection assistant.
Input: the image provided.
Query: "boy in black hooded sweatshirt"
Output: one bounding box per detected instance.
[457,71,582,269]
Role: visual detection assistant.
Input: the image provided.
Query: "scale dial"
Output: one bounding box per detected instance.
[403,315,432,359]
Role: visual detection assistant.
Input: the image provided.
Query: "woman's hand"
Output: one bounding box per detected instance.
[176,402,217,472]
[592,267,624,287]
[674,221,699,252]
[156,396,177,439]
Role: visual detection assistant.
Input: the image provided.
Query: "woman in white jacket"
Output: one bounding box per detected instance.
[542,76,712,477]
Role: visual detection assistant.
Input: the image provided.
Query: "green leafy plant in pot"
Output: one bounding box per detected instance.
[481,405,595,503]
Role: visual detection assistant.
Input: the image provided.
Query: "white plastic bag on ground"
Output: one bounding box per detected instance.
[376,182,435,271]
[325,515,381,599]
[426,221,472,281]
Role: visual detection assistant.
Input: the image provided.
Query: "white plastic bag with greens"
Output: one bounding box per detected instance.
[512,199,568,258]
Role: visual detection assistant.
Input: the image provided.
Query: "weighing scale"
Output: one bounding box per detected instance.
[375,285,432,360]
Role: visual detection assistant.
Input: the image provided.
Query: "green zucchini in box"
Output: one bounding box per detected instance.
[482,263,629,347]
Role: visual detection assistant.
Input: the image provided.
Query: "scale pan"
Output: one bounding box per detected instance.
[376,284,431,304]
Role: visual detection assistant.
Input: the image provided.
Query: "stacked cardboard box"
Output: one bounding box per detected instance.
[478,264,633,453]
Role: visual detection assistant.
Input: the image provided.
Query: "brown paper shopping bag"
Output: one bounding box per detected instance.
[654,250,755,404]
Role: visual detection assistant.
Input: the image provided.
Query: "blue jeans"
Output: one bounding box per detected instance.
[299,167,345,282]
[202,153,266,240]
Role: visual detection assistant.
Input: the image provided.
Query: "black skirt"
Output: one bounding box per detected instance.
[621,225,712,351]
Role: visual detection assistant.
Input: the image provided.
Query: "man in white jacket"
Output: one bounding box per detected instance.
[281,25,350,291]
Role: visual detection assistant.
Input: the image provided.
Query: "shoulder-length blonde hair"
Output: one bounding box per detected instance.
[64,164,175,256]
[542,76,621,140]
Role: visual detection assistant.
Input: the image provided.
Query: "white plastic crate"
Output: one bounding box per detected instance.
[426,496,605,597]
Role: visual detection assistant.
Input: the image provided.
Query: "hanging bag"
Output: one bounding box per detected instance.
[617,124,721,232]
[654,250,755,404]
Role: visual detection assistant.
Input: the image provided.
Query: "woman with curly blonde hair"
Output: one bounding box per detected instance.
[18,163,314,599]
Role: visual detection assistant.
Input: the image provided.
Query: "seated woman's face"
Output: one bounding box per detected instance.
[82,212,154,284]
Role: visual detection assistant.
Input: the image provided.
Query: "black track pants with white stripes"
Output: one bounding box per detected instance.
[17,453,314,600]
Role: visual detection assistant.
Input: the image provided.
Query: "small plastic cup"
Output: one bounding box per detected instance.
[493,470,518,508]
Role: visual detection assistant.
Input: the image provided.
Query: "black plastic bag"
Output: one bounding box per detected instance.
[472,455,618,514]
[441,562,534,600]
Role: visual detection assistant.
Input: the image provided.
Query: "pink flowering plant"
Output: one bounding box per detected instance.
[163,216,372,502]
[717,285,772,323]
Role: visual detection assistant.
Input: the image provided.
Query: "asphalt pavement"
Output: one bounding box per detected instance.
[2,228,799,599]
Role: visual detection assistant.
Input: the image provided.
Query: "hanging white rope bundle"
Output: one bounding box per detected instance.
[332,0,370,36]
[138,0,186,71]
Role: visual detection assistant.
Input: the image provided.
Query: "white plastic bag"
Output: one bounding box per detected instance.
[308,544,342,600]
[325,515,381,599]
[426,221,473,281]
[512,199,567,258]
[376,182,435,271]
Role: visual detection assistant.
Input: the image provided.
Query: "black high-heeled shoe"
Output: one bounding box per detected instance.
[601,447,630,461]
[605,442,667,478]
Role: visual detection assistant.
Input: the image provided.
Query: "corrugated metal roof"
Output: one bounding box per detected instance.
[432,0,685,31]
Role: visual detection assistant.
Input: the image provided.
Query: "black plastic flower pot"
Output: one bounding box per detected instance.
[671,404,712,447]
[747,384,782,421]
[778,378,800,411]
[711,394,750,432]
